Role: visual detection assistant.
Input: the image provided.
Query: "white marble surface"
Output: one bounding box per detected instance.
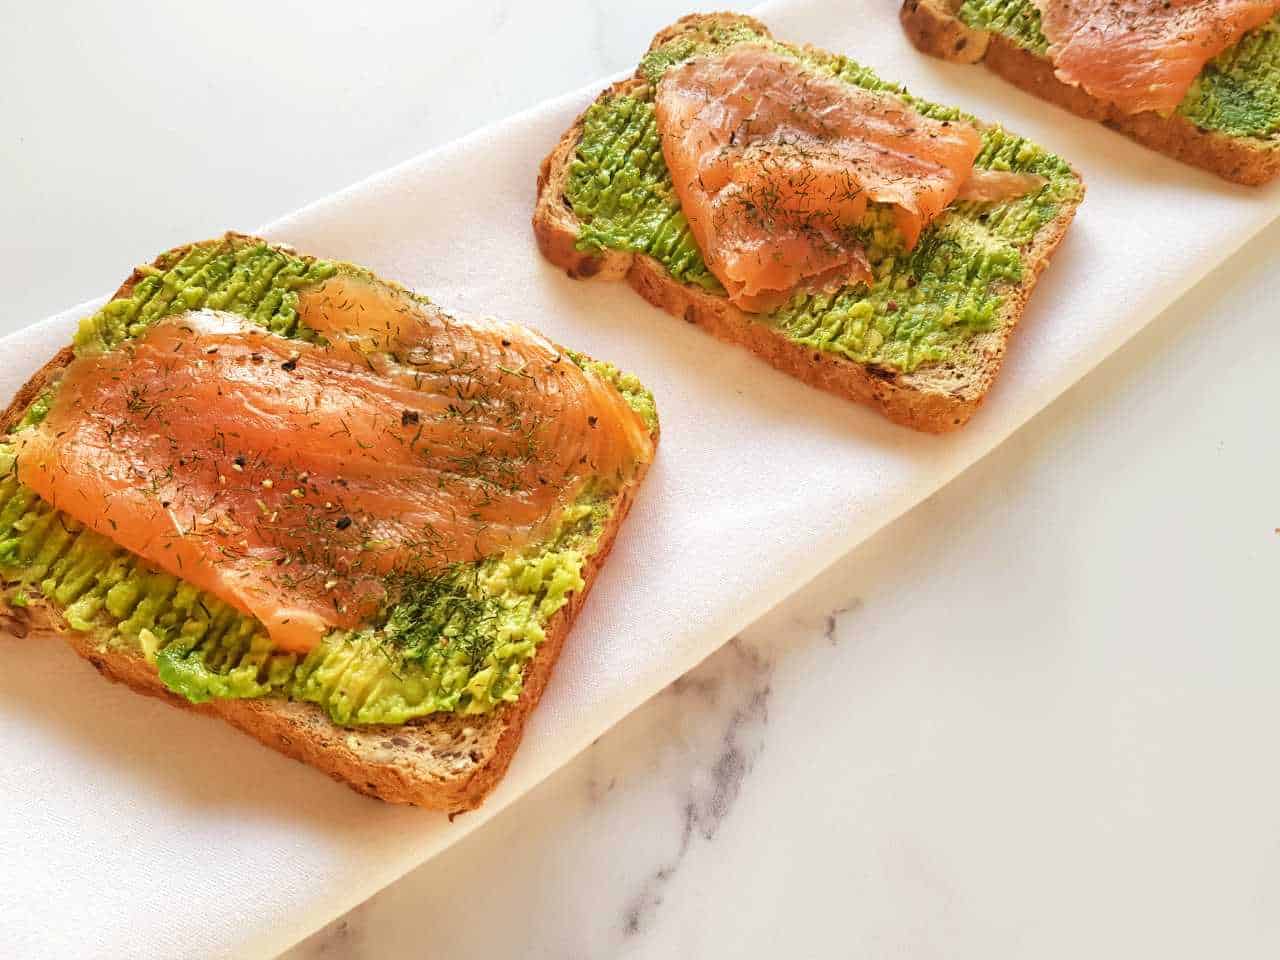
[5,3,1280,958]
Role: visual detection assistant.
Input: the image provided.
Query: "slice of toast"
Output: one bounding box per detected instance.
[901,0,1280,185]
[0,233,657,814]
[535,13,1083,433]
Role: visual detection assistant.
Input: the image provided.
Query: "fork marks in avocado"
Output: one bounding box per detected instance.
[566,96,721,291]
[74,238,338,354]
[565,29,1080,373]
[1182,17,1280,138]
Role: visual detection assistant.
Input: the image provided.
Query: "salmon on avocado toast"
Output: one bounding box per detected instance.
[0,233,658,813]
[535,13,1084,432]
[655,43,1047,313]
[1029,0,1280,117]
[902,0,1280,183]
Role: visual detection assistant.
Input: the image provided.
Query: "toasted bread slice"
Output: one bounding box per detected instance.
[535,13,1083,433]
[0,234,656,814]
[901,0,1280,185]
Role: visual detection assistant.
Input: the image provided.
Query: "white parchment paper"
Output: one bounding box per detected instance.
[3,2,1278,957]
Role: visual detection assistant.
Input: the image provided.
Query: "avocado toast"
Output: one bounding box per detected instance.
[901,0,1280,185]
[535,13,1084,433]
[0,233,658,813]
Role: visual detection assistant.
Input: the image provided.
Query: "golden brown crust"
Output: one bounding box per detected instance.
[0,233,656,814]
[533,14,1082,433]
[900,0,1280,186]
[899,0,990,62]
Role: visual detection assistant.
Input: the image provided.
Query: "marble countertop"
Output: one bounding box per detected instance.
[5,2,1279,957]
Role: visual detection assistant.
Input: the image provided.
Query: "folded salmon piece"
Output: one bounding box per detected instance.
[655,44,987,312]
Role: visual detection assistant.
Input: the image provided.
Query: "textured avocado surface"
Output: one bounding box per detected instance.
[564,22,1082,374]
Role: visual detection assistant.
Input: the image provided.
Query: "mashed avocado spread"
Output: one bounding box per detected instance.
[2,237,657,723]
[564,22,1080,374]
[957,0,1280,140]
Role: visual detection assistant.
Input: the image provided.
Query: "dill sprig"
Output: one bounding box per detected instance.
[380,564,505,670]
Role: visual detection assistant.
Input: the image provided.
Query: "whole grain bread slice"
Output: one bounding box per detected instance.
[0,234,656,814]
[534,13,1082,433]
[900,0,1280,185]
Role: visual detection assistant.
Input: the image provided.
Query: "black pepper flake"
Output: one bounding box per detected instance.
[587,415,598,428]
[250,353,264,363]
[233,455,246,468]
[281,358,298,372]
[501,339,511,347]
[401,409,420,427]
[335,516,352,530]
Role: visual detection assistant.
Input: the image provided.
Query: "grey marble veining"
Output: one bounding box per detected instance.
[620,638,774,939]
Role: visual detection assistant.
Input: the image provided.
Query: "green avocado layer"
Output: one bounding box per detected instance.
[564,23,1081,373]
[75,238,338,354]
[4,238,655,722]
[957,0,1280,140]
[0,461,610,721]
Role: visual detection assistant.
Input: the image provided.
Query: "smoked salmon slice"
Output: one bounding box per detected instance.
[13,276,654,653]
[1032,0,1280,116]
[655,44,985,312]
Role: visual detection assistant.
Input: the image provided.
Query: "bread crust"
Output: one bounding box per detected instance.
[0,234,656,814]
[533,14,1081,433]
[900,0,1280,186]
